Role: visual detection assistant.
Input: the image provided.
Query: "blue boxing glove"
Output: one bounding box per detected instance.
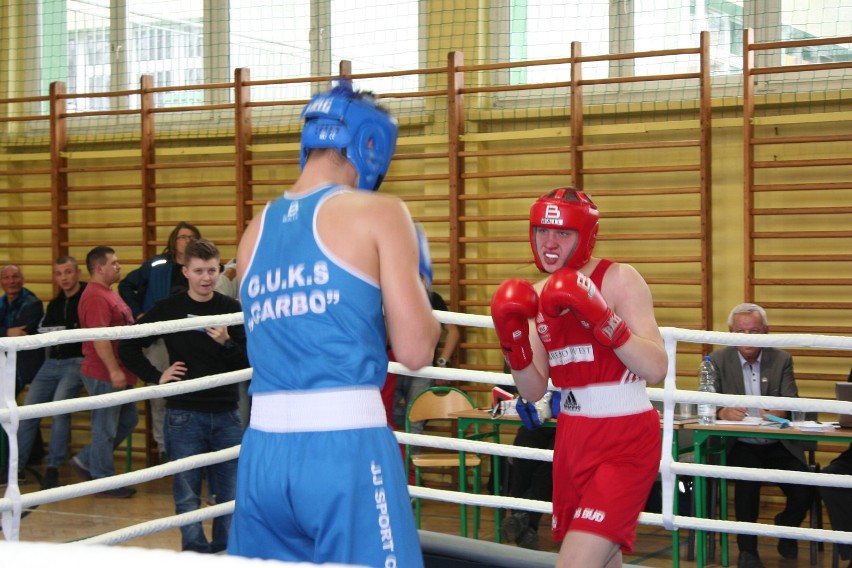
[516,397,542,430]
[516,396,553,430]
[550,389,562,417]
[414,222,433,289]
[517,391,561,430]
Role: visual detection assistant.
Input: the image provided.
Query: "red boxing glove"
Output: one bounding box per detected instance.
[491,279,539,370]
[540,267,632,349]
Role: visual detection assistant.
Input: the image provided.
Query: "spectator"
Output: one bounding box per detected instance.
[71,246,138,498]
[0,264,45,394]
[1,264,46,482]
[17,256,87,489]
[710,302,815,568]
[119,221,201,461]
[214,258,238,300]
[119,239,248,553]
[118,222,200,319]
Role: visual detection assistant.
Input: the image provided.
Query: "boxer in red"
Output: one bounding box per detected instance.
[491,188,668,568]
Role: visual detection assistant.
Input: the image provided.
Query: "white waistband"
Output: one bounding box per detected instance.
[250,387,387,433]
[560,381,652,418]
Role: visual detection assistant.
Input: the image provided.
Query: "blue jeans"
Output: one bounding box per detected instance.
[165,408,241,553]
[17,357,84,469]
[75,374,138,479]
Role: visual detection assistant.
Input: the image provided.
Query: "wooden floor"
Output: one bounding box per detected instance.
[6,460,846,567]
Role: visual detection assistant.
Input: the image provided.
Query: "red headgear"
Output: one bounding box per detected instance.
[529,188,599,272]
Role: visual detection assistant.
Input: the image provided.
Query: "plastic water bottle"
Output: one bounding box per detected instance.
[697,355,717,425]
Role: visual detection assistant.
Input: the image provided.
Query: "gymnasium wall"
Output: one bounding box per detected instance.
[1,7,851,404]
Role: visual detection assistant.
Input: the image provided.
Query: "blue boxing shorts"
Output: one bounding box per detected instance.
[227,425,423,567]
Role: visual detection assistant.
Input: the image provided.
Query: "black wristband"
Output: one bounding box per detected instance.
[223,339,236,350]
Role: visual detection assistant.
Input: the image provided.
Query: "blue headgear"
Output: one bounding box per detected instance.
[300,81,398,191]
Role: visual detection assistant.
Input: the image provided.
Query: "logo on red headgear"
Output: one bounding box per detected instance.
[541,204,564,226]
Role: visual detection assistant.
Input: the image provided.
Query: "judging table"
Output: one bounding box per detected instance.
[686,421,852,568]
[448,408,694,566]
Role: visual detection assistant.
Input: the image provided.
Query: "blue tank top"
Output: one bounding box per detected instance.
[240,185,388,393]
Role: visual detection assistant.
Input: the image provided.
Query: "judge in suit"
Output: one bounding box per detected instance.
[709,303,815,568]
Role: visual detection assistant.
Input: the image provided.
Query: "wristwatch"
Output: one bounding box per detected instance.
[436,357,448,367]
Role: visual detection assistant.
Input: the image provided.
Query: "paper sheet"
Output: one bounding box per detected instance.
[714,417,763,426]
[793,421,838,432]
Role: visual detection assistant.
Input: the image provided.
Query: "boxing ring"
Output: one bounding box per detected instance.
[3,310,852,567]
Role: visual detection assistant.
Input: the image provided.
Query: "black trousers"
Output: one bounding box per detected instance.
[506,426,556,530]
[820,445,852,560]
[728,440,816,552]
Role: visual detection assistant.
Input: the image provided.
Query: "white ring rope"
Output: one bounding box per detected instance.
[396,432,554,462]
[389,362,515,388]
[3,310,852,552]
[0,447,238,510]
[0,447,239,541]
[78,501,236,546]
[671,462,852,488]
[0,313,245,352]
[0,369,252,424]
[0,540,356,568]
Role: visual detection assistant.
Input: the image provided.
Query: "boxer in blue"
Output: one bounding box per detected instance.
[227,81,440,567]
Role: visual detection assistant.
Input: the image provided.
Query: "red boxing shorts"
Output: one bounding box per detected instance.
[551,408,661,551]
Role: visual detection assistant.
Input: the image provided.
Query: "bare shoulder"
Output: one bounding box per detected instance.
[330,190,409,223]
[325,191,414,246]
[601,261,654,315]
[318,190,414,280]
[603,261,646,288]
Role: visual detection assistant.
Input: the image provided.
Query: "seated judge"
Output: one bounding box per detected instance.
[710,302,815,568]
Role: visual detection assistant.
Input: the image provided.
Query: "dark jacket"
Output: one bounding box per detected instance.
[40,282,87,360]
[709,345,806,465]
[0,287,45,391]
[118,254,184,319]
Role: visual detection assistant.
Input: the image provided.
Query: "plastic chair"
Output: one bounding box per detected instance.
[405,386,483,538]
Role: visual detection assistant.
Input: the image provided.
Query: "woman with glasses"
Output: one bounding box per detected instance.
[119,221,201,319]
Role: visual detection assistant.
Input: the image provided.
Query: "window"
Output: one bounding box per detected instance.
[779,0,852,64]
[24,0,852,112]
[508,0,610,83]
[330,0,421,92]
[229,0,312,100]
[504,0,851,82]
[35,0,420,111]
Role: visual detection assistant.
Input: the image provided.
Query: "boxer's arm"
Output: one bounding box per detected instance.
[378,200,440,370]
[600,263,668,384]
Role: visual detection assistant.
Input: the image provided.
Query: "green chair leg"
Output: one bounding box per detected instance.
[473,465,481,539]
[414,466,422,528]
